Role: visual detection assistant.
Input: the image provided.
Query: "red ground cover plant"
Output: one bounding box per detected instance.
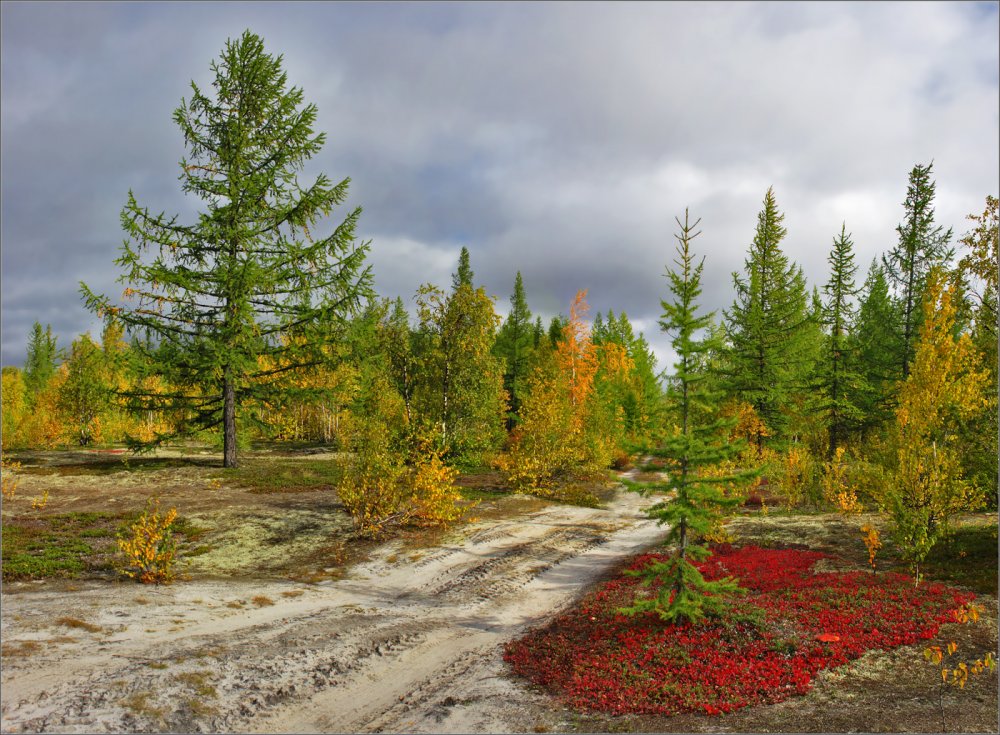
[504,544,974,716]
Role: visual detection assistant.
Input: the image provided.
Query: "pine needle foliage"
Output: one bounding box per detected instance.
[81,31,372,467]
[622,211,754,624]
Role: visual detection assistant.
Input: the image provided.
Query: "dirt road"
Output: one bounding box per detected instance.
[1,488,666,733]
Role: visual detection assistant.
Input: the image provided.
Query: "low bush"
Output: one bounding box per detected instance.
[505,544,974,716]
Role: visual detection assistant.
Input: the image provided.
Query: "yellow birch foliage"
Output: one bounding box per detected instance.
[860,523,882,573]
[724,400,772,466]
[822,447,862,513]
[408,448,465,527]
[497,290,612,493]
[777,445,813,509]
[117,498,179,584]
[20,370,66,449]
[1,368,27,450]
[881,274,990,582]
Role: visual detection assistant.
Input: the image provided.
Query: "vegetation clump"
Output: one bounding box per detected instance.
[505,544,979,717]
[116,498,179,584]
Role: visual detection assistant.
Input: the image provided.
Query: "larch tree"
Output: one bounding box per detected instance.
[724,187,811,447]
[623,211,750,623]
[817,224,863,457]
[81,31,372,467]
[452,246,474,291]
[882,162,952,379]
[593,310,659,444]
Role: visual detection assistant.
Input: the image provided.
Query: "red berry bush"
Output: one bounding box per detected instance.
[504,545,974,716]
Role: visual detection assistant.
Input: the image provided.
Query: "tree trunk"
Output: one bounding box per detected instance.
[223,375,238,468]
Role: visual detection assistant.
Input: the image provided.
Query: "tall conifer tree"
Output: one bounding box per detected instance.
[23,322,59,403]
[623,211,750,623]
[81,31,372,467]
[817,224,863,457]
[494,271,534,424]
[852,261,901,435]
[724,187,810,446]
[882,161,953,379]
[452,246,474,291]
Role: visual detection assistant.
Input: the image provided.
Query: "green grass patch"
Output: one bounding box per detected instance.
[458,486,510,502]
[220,458,344,493]
[2,510,208,581]
[21,456,212,477]
[923,521,998,594]
[1,512,121,580]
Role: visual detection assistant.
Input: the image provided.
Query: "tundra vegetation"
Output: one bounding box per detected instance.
[2,30,996,729]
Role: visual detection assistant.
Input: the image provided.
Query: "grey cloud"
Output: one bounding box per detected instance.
[2,2,997,373]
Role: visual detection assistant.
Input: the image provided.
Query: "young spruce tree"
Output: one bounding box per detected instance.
[81,31,372,467]
[622,211,751,623]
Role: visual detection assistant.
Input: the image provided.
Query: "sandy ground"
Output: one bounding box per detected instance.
[1,487,668,733]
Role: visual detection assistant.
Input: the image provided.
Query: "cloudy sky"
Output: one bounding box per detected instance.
[2,1,997,371]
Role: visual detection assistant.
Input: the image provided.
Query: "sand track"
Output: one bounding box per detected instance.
[1,489,665,733]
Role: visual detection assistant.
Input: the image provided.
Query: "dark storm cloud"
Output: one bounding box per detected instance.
[2,1,997,372]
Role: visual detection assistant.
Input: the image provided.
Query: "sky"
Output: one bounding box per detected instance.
[2,1,998,372]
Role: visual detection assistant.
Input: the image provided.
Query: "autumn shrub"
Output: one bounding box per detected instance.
[924,603,997,732]
[497,292,619,496]
[774,445,815,509]
[1,456,21,501]
[117,498,179,584]
[821,447,862,513]
[610,450,632,471]
[338,418,407,538]
[408,447,466,527]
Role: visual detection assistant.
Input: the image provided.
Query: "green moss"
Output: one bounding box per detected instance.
[221,458,345,493]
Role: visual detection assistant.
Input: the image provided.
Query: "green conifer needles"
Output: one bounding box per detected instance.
[622,210,753,623]
[81,31,372,467]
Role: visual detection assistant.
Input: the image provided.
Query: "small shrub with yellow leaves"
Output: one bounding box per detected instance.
[822,447,862,514]
[117,498,179,584]
[924,603,997,732]
[776,445,814,509]
[1,456,21,501]
[408,449,466,527]
[860,523,882,574]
